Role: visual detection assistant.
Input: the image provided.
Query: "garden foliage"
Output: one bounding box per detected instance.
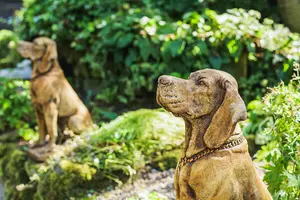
[256,64,300,199]
[14,0,298,103]
[0,79,35,135]
[0,30,21,69]
[0,109,184,199]
[143,0,280,21]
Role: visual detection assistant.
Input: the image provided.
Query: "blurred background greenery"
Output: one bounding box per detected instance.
[0,0,299,199]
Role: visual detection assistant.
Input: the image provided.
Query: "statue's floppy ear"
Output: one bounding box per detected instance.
[204,80,246,149]
[35,38,57,73]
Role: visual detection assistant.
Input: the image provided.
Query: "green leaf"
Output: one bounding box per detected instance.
[157,23,176,35]
[170,40,186,57]
[98,110,118,120]
[117,33,134,48]
[247,100,265,110]
[227,39,239,54]
[227,39,244,62]
[209,56,222,69]
[136,37,151,61]
[283,63,290,72]
[284,171,300,188]
[2,99,11,111]
[162,40,186,59]
[125,49,137,67]
[196,40,208,55]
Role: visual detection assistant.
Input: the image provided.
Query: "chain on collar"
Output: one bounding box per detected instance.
[178,135,244,170]
[30,59,55,82]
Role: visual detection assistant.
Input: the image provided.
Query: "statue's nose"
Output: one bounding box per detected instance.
[158,75,173,86]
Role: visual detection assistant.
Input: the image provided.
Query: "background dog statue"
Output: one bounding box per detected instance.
[17,37,93,155]
[157,69,272,200]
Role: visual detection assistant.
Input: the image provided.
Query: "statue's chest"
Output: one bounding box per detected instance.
[30,76,59,103]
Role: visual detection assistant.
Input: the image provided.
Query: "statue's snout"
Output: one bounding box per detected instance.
[158,75,173,86]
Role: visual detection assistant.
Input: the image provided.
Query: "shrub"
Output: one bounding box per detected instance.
[0,109,184,199]
[0,30,21,69]
[256,64,300,199]
[147,0,280,21]
[14,0,297,103]
[0,79,35,134]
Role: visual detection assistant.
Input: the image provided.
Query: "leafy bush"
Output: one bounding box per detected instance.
[15,0,297,103]
[0,30,21,69]
[256,64,300,199]
[0,79,35,134]
[146,0,280,21]
[0,109,184,199]
[242,100,273,146]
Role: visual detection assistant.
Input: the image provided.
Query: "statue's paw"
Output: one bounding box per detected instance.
[29,141,46,149]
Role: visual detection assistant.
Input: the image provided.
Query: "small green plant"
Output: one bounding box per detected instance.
[256,63,300,199]
[0,79,35,134]
[0,30,21,69]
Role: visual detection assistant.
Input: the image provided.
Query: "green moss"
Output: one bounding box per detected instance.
[0,141,35,200]
[60,160,97,181]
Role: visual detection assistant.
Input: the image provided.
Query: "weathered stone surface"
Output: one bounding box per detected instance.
[27,144,55,162]
[156,69,272,200]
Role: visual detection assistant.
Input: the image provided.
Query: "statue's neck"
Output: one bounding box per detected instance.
[183,116,211,158]
[32,59,62,77]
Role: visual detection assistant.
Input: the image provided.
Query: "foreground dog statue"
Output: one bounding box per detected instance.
[17,37,93,160]
[157,69,272,200]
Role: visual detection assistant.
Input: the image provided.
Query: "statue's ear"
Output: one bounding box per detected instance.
[204,80,247,149]
[35,39,57,73]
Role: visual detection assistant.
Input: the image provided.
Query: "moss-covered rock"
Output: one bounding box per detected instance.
[0,109,185,199]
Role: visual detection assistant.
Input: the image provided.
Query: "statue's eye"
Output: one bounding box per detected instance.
[199,80,205,85]
[195,77,205,86]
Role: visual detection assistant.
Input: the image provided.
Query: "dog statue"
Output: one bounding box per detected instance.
[157,69,272,200]
[17,37,93,161]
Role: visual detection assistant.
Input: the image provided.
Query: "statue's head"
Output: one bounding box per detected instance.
[156,69,247,148]
[17,37,57,73]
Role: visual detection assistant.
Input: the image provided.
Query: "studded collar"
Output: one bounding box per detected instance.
[178,135,244,170]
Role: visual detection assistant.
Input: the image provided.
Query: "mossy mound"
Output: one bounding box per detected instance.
[0,109,184,200]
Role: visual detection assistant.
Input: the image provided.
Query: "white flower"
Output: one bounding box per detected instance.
[94,157,100,164]
[29,173,40,182]
[140,16,150,26]
[159,21,166,26]
[145,26,156,36]
[16,184,25,191]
